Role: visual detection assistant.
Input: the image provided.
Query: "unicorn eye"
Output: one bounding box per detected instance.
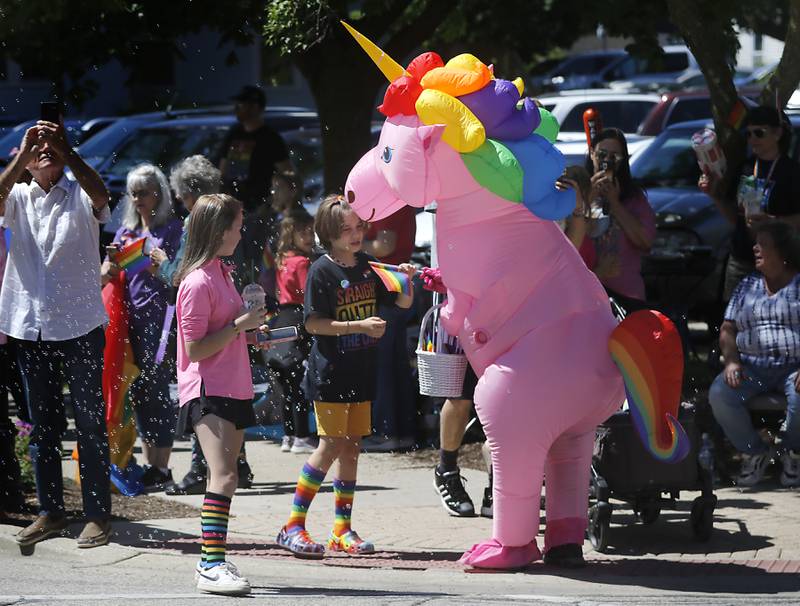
[381,146,393,163]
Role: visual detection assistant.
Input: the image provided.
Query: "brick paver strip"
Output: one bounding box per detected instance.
[148,536,800,575]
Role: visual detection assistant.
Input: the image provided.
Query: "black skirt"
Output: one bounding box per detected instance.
[177,392,257,434]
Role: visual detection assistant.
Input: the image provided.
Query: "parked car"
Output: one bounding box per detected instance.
[638,91,758,137]
[603,46,699,90]
[533,50,627,92]
[536,46,697,92]
[100,114,321,237]
[78,105,316,172]
[631,116,800,321]
[538,89,660,142]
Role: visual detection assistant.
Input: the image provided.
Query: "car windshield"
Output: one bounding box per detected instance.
[561,101,656,133]
[78,117,150,168]
[555,54,620,76]
[631,127,700,188]
[105,124,230,178]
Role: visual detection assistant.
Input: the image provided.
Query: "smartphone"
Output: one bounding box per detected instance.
[40,101,61,124]
[256,326,299,344]
[105,244,120,260]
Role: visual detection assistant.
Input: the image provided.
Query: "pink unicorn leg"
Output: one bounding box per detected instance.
[543,430,595,554]
[459,363,547,569]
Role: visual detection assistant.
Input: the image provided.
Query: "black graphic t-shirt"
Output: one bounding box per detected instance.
[302,252,396,402]
[730,155,800,263]
[219,123,289,213]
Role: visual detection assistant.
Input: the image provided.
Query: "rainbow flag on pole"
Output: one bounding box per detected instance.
[368,261,412,295]
[113,238,151,277]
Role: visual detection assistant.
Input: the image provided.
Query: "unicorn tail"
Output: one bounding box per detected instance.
[608,310,691,464]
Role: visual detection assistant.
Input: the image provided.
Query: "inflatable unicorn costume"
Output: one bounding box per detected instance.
[342,23,689,569]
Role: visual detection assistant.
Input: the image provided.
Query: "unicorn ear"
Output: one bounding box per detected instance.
[418,124,445,150]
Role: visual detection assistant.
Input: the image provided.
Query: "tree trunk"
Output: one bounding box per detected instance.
[667,0,744,194]
[761,0,800,109]
[296,40,385,194]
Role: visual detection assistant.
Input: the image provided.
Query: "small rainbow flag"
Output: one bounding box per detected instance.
[609,310,690,463]
[368,261,412,295]
[727,99,748,130]
[113,238,151,277]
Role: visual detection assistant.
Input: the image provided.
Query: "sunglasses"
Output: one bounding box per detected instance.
[746,127,771,139]
[595,150,625,162]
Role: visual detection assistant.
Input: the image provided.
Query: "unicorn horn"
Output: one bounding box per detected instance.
[341,21,407,82]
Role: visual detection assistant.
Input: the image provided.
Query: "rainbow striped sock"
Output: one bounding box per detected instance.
[286,463,325,533]
[200,492,231,569]
[333,478,356,537]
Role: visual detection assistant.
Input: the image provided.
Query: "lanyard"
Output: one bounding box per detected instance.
[754,157,778,184]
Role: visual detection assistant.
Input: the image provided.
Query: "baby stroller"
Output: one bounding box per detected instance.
[587,298,717,552]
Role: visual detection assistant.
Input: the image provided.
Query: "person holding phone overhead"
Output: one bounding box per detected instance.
[0,103,114,548]
[699,105,800,301]
[582,128,656,303]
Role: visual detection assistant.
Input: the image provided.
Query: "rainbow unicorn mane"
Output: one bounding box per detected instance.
[344,20,575,223]
[609,310,690,463]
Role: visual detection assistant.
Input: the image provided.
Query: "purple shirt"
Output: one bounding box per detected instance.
[592,189,656,301]
[112,220,183,321]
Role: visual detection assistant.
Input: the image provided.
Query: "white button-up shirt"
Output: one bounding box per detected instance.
[0,174,109,341]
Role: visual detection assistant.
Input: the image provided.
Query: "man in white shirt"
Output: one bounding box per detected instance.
[0,118,113,548]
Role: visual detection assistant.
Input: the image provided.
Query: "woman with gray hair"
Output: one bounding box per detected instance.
[101,163,183,491]
[150,155,221,283]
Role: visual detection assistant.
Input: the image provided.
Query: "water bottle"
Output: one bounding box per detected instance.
[698,432,715,473]
[242,283,266,311]
[242,283,267,342]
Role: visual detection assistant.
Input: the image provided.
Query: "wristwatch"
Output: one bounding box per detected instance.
[230,319,241,334]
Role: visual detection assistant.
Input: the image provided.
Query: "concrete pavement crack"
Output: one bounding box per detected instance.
[72,551,143,569]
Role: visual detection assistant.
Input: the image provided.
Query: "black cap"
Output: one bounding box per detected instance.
[231,85,266,108]
[746,105,788,128]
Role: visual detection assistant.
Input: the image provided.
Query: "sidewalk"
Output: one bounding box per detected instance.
[3,433,800,590]
[61,436,800,559]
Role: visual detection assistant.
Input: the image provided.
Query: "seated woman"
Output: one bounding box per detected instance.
[584,128,656,305]
[709,221,800,488]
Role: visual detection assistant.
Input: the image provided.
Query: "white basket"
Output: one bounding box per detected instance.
[416,304,468,398]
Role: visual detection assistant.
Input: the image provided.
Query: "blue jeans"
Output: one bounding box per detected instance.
[129,309,176,448]
[708,362,800,454]
[17,327,111,519]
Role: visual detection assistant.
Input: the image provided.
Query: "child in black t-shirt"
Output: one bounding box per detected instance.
[276,195,414,558]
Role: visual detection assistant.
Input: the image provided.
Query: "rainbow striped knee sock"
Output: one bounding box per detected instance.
[200,492,231,569]
[333,478,356,537]
[286,463,326,533]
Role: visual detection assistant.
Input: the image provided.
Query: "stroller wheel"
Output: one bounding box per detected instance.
[588,502,612,552]
[690,496,715,542]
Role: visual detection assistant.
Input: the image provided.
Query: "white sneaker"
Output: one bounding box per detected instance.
[736,451,772,487]
[281,435,294,453]
[196,561,251,596]
[780,449,800,487]
[291,436,317,454]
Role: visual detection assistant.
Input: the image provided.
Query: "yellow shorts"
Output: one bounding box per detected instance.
[314,401,371,437]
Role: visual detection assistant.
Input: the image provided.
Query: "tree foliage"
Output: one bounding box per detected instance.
[0,0,265,108]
